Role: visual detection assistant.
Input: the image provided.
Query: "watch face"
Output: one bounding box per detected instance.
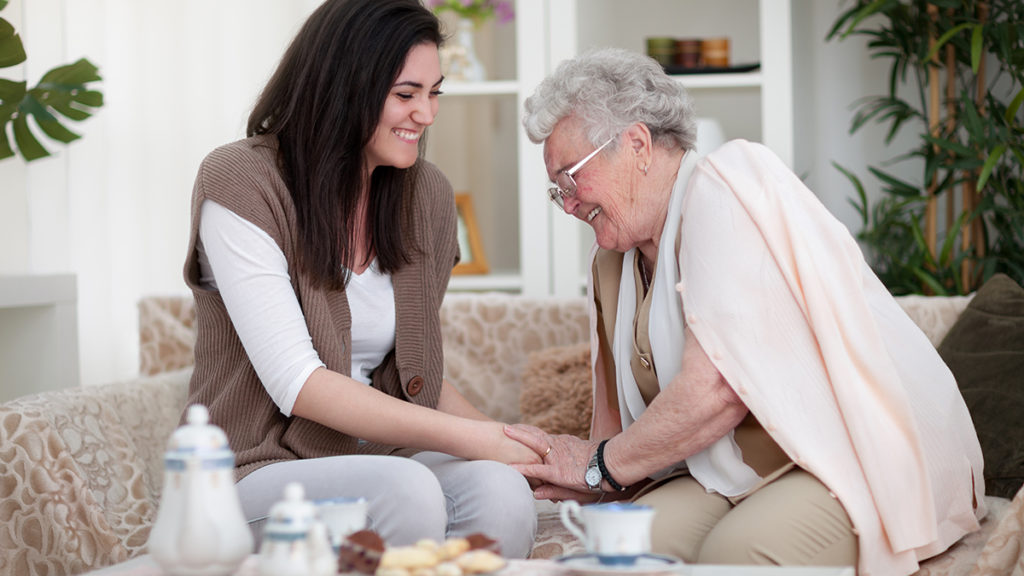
[585,466,602,489]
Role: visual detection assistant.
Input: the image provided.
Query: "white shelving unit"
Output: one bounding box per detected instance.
[434,0,793,297]
[430,0,549,296]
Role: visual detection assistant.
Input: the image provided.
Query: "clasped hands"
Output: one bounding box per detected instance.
[502,423,607,503]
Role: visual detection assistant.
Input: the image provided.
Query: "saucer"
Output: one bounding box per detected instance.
[555,553,684,575]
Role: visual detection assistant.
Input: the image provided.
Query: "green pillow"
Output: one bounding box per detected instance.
[938,273,1024,499]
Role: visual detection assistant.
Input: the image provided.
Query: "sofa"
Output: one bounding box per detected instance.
[1,290,1022,576]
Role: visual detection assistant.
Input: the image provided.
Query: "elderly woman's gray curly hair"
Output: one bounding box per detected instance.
[522,47,697,152]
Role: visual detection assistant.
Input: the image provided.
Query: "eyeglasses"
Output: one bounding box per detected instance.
[547,136,615,209]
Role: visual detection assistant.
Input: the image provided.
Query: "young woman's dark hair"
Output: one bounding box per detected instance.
[247,0,443,289]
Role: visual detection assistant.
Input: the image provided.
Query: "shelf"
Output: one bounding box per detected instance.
[441,80,520,96]
[0,274,77,308]
[672,71,763,89]
[448,271,522,293]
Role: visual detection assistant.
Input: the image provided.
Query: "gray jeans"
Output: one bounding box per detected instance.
[235,451,537,558]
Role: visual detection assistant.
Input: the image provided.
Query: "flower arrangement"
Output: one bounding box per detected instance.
[427,0,515,27]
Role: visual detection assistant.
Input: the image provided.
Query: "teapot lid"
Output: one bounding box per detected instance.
[264,482,317,541]
[165,404,233,465]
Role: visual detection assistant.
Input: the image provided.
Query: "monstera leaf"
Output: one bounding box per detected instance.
[0,10,26,68]
[0,5,104,162]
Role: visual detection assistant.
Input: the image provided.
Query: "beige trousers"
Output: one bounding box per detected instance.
[634,469,857,567]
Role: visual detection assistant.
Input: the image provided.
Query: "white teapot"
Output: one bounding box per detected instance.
[148,404,253,575]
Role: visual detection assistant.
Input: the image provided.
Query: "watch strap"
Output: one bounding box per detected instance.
[597,439,627,492]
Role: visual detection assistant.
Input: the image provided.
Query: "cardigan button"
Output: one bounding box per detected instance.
[407,376,425,396]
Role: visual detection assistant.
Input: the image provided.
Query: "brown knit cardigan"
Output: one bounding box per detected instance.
[182,135,458,480]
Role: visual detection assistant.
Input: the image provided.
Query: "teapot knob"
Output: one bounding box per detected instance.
[186,404,209,426]
[284,482,304,502]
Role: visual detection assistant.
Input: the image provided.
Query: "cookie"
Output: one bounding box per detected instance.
[379,545,440,570]
[455,550,505,574]
[437,538,471,561]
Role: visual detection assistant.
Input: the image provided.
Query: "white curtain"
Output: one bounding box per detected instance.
[2,0,320,386]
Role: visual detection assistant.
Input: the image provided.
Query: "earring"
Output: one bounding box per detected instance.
[642,164,649,176]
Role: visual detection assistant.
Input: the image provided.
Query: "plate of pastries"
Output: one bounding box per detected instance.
[338,530,507,576]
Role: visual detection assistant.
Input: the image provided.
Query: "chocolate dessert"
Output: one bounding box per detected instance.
[465,533,500,555]
[337,529,385,574]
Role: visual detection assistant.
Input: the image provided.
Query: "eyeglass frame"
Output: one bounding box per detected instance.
[547,135,616,209]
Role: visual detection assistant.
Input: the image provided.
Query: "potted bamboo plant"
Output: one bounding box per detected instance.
[828,0,1023,295]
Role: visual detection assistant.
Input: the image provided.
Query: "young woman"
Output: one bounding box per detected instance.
[181,0,537,556]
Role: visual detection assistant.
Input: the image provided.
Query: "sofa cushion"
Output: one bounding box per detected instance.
[439,294,589,423]
[519,342,592,438]
[895,294,974,347]
[938,274,1024,499]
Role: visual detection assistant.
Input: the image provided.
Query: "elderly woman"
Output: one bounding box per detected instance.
[505,47,985,575]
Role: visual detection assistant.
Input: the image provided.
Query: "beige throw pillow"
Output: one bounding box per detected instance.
[519,342,593,439]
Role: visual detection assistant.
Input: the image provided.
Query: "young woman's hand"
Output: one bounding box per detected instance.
[473,421,543,466]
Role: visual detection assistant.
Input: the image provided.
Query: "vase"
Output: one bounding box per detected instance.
[441,18,486,82]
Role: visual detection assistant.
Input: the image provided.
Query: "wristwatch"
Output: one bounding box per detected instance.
[584,448,603,492]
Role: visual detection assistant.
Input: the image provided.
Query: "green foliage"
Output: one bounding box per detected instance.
[828,0,1024,295]
[0,3,103,162]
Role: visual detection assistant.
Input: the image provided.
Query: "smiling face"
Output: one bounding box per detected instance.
[544,118,657,254]
[365,42,443,171]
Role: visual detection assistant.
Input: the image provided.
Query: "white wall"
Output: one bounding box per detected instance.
[1,0,917,387]
[793,0,919,233]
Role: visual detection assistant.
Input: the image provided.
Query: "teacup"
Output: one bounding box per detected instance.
[560,501,655,565]
[315,497,368,548]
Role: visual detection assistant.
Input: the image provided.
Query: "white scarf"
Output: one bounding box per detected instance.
[611,151,760,496]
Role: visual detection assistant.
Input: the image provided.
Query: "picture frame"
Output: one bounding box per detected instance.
[453,193,489,275]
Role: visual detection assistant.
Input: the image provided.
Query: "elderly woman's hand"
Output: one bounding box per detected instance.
[504,423,604,501]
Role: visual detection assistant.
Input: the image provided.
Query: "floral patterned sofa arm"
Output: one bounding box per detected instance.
[0,368,191,576]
